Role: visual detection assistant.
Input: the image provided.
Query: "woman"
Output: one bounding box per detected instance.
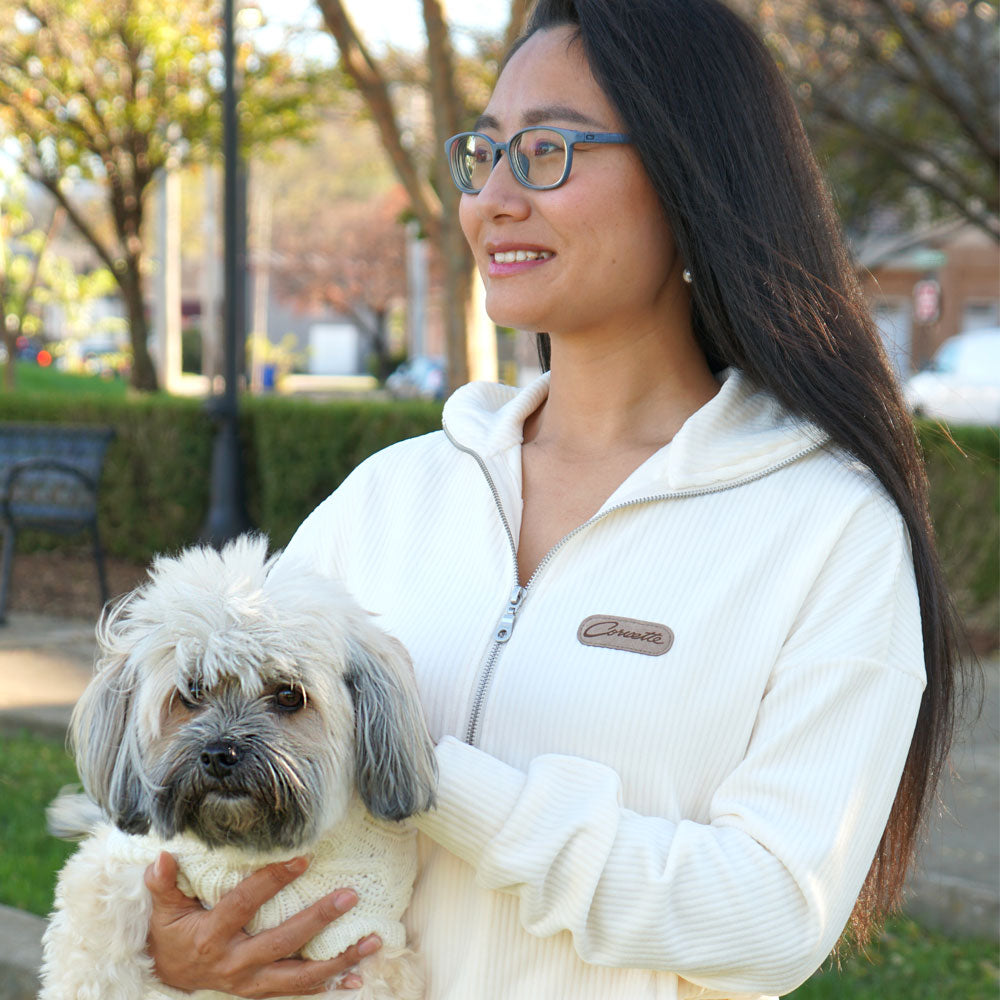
[144,1,965,996]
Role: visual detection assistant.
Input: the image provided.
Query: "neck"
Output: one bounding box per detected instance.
[526,319,719,457]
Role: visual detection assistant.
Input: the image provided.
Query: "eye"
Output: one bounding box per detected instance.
[530,140,562,157]
[178,677,205,710]
[273,686,305,713]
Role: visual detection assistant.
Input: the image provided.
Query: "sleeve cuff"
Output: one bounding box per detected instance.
[413,736,526,867]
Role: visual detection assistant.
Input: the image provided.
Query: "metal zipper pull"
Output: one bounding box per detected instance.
[493,584,525,643]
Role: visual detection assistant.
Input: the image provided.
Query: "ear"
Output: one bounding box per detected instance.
[345,627,437,822]
[69,602,151,835]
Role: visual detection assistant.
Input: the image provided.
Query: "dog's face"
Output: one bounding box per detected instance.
[70,536,436,854]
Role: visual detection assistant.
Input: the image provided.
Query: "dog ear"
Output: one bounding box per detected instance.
[344,628,437,822]
[69,602,151,835]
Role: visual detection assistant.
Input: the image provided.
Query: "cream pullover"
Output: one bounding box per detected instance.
[282,369,925,1000]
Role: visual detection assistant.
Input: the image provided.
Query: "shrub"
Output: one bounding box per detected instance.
[917,422,999,642]
[0,392,995,644]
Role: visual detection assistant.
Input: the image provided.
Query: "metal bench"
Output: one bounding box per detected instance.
[0,423,116,623]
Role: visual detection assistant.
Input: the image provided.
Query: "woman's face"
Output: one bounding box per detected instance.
[460,25,682,340]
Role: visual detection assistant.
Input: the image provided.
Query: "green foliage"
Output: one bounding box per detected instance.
[0,0,336,390]
[0,372,994,644]
[248,393,443,547]
[0,170,117,362]
[0,373,442,561]
[0,729,78,917]
[0,0,328,179]
[745,0,999,239]
[786,916,999,999]
[917,421,1000,638]
[0,385,216,561]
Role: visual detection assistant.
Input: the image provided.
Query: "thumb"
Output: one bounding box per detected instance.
[144,852,198,911]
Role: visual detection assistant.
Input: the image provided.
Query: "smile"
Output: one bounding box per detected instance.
[490,249,554,263]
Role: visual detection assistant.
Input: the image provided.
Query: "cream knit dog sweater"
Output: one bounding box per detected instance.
[105,795,416,957]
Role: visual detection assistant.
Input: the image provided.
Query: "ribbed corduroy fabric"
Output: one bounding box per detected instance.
[282,369,925,1000]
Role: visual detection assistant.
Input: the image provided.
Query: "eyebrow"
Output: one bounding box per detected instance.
[474,104,607,132]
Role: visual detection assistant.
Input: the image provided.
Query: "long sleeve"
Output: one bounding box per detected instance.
[415,493,925,996]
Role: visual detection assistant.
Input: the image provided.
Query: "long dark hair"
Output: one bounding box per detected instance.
[518,0,969,945]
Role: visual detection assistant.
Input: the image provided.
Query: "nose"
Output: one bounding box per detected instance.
[474,150,530,220]
[201,740,241,779]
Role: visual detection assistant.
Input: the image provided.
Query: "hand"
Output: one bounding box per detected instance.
[144,851,382,997]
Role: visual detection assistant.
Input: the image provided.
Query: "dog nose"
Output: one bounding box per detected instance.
[201,741,241,778]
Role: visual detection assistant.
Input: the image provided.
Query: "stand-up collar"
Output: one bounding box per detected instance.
[442,369,828,494]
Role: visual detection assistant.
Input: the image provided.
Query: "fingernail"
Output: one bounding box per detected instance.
[339,974,363,989]
[154,852,167,879]
[358,934,381,957]
[332,889,357,910]
[283,856,308,875]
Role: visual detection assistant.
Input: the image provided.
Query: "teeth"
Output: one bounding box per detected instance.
[492,250,553,263]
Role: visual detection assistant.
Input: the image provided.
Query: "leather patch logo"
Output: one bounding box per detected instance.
[577,615,674,656]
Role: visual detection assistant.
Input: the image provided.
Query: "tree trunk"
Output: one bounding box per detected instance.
[119,258,158,391]
[370,307,394,381]
[441,215,474,389]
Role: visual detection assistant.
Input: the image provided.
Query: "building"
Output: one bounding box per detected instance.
[857,220,999,378]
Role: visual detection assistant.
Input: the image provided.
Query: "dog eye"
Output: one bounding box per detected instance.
[274,687,305,712]
[179,677,205,709]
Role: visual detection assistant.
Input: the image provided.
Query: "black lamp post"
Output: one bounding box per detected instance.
[201,0,250,545]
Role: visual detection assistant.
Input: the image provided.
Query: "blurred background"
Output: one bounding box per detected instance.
[0,4,996,996]
[1,0,997,400]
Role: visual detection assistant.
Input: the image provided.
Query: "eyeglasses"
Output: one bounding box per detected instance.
[444,126,632,194]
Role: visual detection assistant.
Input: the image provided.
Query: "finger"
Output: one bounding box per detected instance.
[209,857,310,936]
[144,852,202,912]
[247,890,360,964]
[244,948,369,998]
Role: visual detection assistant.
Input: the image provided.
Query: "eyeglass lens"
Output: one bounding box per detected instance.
[456,128,568,191]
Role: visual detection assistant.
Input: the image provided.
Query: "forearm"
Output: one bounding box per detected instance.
[417,655,922,996]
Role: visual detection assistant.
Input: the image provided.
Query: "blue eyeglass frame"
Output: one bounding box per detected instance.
[444,126,632,194]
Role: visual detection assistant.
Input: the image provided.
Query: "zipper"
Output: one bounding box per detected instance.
[445,424,824,746]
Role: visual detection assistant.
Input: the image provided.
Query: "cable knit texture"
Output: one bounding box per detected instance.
[106,797,416,956]
[281,369,925,1000]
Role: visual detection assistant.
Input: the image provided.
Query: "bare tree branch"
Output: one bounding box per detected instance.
[865,0,997,163]
[315,0,442,240]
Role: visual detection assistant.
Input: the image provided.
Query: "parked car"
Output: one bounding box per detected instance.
[905,328,1000,427]
[387,357,447,400]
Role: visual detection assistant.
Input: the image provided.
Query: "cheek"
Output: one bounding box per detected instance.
[459,196,483,267]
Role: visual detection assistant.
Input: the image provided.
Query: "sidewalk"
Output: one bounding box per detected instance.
[0,611,997,998]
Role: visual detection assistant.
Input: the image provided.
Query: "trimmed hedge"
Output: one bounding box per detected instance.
[249,394,443,547]
[0,391,442,561]
[917,421,999,639]
[0,393,995,637]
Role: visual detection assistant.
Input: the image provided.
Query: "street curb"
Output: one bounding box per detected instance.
[0,905,44,1000]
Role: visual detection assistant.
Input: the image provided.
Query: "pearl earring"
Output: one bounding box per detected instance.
[682,268,693,284]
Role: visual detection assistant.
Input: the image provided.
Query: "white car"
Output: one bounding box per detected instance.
[905,328,1000,427]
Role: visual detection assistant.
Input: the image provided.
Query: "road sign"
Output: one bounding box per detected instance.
[913,279,941,324]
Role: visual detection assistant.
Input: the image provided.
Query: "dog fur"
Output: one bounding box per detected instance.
[39,535,436,1000]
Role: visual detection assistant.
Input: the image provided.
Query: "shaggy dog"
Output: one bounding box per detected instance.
[40,535,436,1000]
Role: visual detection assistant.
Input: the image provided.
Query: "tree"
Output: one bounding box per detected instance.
[270,184,411,380]
[0,173,117,390]
[0,0,329,390]
[314,0,529,390]
[743,0,999,239]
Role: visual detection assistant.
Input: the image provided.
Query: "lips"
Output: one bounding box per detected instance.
[486,244,555,276]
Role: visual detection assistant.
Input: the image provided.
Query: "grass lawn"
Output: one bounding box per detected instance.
[9,359,128,398]
[1,729,997,997]
[0,729,79,916]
